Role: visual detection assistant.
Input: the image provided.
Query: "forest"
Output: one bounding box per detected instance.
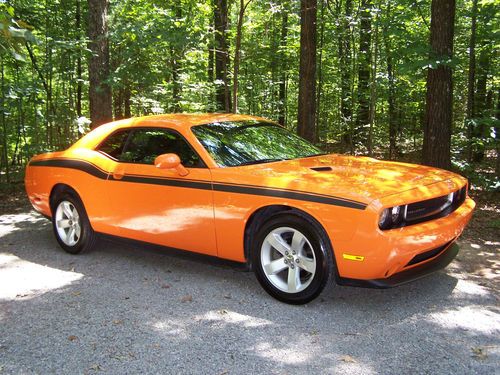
[0,0,498,190]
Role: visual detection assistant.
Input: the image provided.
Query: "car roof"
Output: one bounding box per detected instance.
[71,113,273,150]
[120,113,271,130]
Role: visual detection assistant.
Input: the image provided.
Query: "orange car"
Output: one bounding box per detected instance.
[25,114,475,304]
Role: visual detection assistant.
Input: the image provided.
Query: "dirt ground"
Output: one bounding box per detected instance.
[0,184,498,374]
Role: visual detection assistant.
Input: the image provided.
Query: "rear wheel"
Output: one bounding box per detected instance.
[252,212,334,304]
[52,192,96,254]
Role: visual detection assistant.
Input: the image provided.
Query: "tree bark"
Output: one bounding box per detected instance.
[422,0,455,170]
[232,0,253,113]
[76,0,83,118]
[87,0,113,128]
[339,0,353,152]
[465,0,477,161]
[278,10,288,126]
[355,0,372,151]
[472,48,490,161]
[315,0,325,142]
[170,3,182,113]
[214,0,231,112]
[297,0,317,142]
[383,3,398,159]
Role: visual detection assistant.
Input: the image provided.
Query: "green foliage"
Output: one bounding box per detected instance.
[0,0,498,188]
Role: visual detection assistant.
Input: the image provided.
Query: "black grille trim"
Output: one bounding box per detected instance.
[404,186,467,227]
[405,241,453,267]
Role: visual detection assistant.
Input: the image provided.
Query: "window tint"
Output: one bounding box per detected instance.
[192,121,323,167]
[97,130,130,160]
[120,129,203,167]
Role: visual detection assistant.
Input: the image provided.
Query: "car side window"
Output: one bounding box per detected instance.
[97,130,131,160]
[120,129,203,167]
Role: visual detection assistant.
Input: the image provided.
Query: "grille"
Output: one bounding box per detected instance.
[404,185,466,226]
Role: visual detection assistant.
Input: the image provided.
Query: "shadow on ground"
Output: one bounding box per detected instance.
[0,210,498,374]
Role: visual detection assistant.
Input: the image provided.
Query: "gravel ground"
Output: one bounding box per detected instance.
[0,209,498,375]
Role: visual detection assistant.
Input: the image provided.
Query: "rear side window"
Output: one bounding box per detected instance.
[97,130,130,160]
[97,128,204,168]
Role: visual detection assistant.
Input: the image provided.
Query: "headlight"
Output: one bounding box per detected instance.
[379,205,406,229]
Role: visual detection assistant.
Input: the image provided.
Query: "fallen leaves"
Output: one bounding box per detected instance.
[339,355,357,363]
[68,335,78,342]
[471,346,488,360]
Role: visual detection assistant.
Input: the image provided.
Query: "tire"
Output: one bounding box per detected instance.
[51,191,96,254]
[252,211,334,304]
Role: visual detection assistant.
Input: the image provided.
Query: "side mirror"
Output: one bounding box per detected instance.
[154,153,189,176]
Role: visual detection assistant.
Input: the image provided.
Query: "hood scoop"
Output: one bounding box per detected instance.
[310,166,332,172]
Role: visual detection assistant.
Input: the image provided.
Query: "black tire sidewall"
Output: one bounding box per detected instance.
[252,212,333,304]
[51,192,93,254]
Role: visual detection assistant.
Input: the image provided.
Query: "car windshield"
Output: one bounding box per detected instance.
[191,121,325,167]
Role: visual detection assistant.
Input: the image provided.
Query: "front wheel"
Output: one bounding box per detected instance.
[52,192,96,254]
[252,212,334,304]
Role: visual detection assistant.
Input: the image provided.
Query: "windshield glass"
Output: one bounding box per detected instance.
[191,121,324,167]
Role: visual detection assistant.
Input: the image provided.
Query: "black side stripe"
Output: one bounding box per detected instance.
[30,158,367,210]
[212,183,366,209]
[30,158,108,179]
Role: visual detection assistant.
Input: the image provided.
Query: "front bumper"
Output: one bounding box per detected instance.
[337,242,459,288]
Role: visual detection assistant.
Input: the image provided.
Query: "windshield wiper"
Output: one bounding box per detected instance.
[238,158,284,166]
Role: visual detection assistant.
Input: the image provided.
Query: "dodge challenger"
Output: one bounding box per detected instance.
[25,114,475,304]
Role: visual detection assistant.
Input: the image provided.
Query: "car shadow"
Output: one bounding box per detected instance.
[1,210,498,374]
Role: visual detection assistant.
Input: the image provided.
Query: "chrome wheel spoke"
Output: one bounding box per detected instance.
[55,200,82,247]
[264,257,287,275]
[267,233,290,256]
[260,226,317,294]
[57,219,70,229]
[62,202,73,218]
[291,231,305,253]
[74,224,81,239]
[297,256,315,274]
[287,266,300,292]
[68,227,76,245]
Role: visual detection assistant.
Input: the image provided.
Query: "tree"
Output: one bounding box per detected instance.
[465,0,478,161]
[232,0,253,113]
[354,0,372,151]
[422,0,455,170]
[87,0,112,128]
[297,0,317,142]
[214,0,231,112]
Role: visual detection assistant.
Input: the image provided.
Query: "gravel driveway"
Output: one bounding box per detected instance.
[0,209,498,374]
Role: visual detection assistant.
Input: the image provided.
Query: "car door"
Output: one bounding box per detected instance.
[99,127,217,256]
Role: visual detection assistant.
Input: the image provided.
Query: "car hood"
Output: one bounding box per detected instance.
[213,154,466,205]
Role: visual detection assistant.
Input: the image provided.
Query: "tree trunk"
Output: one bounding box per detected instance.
[124,86,131,117]
[466,0,477,161]
[76,0,83,118]
[214,0,231,112]
[355,0,372,151]
[472,48,490,162]
[87,0,113,128]
[495,89,500,177]
[315,0,325,142]
[339,0,353,152]
[170,3,182,113]
[422,0,455,170]
[297,0,317,142]
[278,11,288,126]
[232,0,253,113]
[383,3,398,159]
[368,9,379,156]
[0,59,9,183]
